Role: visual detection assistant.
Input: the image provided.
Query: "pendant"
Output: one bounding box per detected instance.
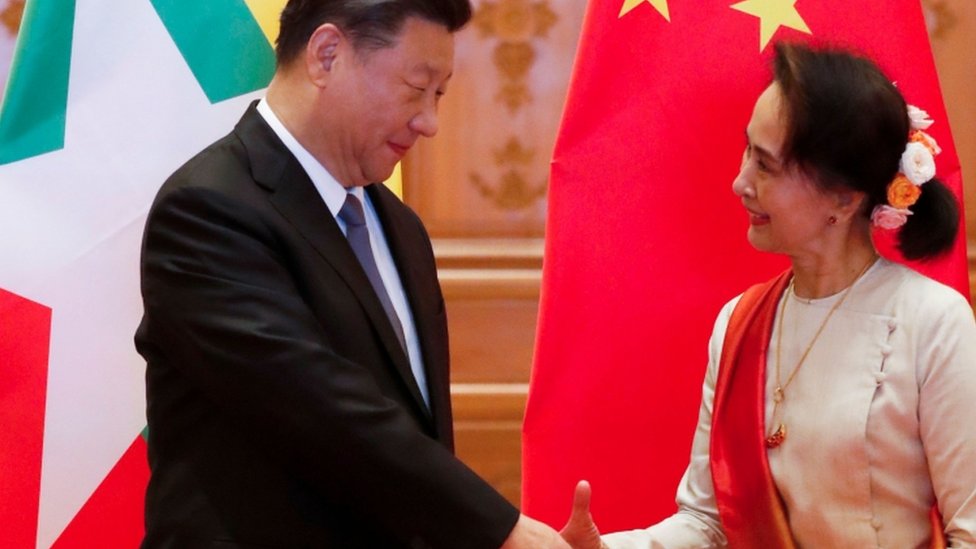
[765,424,786,448]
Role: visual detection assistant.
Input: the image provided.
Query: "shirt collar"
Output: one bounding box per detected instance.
[256,98,349,218]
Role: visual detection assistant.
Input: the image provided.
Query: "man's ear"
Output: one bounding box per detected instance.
[305,23,343,87]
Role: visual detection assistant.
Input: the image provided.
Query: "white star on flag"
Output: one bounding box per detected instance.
[0,1,271,545]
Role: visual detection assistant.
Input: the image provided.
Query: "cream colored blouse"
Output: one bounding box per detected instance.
[604,259,976,548]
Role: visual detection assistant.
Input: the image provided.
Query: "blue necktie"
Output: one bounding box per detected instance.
[338,193,408,355]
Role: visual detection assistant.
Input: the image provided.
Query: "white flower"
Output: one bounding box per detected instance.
[900,142,936,185]
[907,104,934,130]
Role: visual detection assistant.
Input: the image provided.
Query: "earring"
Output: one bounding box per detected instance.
[828,215,838,225]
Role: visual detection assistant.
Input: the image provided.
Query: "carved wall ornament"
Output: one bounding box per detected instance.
[922,0,956,40]
[494,136,535,166]
[1,0,25,37]
[470,136,546,210]
[471,169,548,211]
[474,0,558,112]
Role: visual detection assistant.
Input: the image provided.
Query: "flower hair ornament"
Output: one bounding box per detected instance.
[871,105,941,230]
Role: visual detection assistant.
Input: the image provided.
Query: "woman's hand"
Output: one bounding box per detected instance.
[560,480,605,549]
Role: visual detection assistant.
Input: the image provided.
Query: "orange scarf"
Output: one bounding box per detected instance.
[710,271,794,548]
[709,271,946,548]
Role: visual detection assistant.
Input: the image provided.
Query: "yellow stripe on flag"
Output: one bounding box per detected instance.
[243,0,287,46]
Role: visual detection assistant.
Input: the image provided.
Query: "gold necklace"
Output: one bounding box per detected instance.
[765,257,876,449]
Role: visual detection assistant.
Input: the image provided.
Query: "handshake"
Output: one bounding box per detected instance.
[501,481,607,549]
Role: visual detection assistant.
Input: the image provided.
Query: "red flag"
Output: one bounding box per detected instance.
[51,435,149,549]
[523,0,968,532]
[0,289,51,549]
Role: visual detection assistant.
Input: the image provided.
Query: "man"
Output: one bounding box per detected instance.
[135,0,568,547]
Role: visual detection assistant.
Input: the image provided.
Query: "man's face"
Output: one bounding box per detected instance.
[327,17,454,187]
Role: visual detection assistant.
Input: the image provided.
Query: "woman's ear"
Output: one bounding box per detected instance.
[834,189,869,222]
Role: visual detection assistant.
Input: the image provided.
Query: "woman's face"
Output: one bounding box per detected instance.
[732,84,841,258]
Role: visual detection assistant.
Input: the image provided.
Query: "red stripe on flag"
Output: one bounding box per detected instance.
[51,435,148,548]
[0,288,52,549]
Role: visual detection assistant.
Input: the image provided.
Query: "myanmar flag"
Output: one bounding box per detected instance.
[0,1,284,546]
[523,0,968,532]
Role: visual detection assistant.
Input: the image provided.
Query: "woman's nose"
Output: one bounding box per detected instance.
[732,168,754,198]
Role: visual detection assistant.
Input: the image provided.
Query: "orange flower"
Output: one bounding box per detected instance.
[910,130,940,156]
[887,174,922,209]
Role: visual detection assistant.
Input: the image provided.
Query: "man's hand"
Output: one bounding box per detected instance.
[500,513,572,549]
[559,481,604,549]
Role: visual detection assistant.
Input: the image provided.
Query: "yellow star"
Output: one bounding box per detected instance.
[619,0,670,21]
[731,0,811,51]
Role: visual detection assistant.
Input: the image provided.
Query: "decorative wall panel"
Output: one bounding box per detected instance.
[404,0,585,238]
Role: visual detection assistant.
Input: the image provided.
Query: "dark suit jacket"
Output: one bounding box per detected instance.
[135,103,518,548]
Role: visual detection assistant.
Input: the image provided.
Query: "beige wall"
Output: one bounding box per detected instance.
[0,0,25,101]
[925,0,976,300]
[928,0,976,241]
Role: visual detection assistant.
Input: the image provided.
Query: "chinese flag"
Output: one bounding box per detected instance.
[522,0,968,532]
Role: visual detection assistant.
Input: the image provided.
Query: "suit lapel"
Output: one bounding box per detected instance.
[232,104,431,420]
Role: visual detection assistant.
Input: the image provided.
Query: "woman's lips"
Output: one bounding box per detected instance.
[747,209,770,226]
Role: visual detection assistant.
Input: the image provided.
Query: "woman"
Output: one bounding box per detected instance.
[560,42,976,548]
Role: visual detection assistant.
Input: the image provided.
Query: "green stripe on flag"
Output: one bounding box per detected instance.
[0,0,76,166]
[151,0,276,104]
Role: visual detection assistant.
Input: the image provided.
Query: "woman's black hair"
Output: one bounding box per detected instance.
[773,42,958,260]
